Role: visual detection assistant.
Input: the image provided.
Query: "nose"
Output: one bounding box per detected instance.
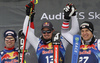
[83,31,87,34]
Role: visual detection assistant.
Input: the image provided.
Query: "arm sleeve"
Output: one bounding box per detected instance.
[68,15,79,35]
[25,40,31,50]
[23,16,39,52]
[61,15,79,49]
[97,39,100,51]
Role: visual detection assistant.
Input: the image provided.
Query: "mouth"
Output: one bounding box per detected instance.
[83,34,88,38]
[44,35,50,39]
[83,36,87,38]
[44,35,49,37]
[82,35,89,40]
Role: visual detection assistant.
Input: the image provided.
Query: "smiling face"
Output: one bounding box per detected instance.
[81,28,93,41]
[5,36,15,48]
[42,28,54,40]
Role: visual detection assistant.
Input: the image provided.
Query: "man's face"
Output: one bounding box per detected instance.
[81,28,93,41]
[5,36,15,48]
[42,28,54,40]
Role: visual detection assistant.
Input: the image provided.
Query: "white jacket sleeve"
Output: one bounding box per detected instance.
[69,15,79,35]
[23,16,39,52]
[61,15,79,49]
[25,40,31,50]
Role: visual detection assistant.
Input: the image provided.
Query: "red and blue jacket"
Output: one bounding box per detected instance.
[0,46,18,63]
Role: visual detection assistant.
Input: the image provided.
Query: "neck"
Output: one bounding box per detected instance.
[4,46,14,50]
[85,37,92,43]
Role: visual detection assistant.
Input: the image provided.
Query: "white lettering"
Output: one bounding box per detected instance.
[41,12,64,20]
[49,14,55,20]
[78,12,85,20]
[41,12,100,20]
[74,42,78,53]
[88,12,100,19]
[88,12,94,19]
[95,12,100,19]
[41,13,48,20]
[54,47,58,63]
[62,12,64,19]
[20,39,24,49]
[55,13,61,20]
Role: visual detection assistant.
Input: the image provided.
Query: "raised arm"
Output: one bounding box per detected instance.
[23,1,39,51]
[61,3,79,45]
[69,15,79,35]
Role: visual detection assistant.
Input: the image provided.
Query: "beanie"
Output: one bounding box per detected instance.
[80,21,94,33]
[4,30,17,41]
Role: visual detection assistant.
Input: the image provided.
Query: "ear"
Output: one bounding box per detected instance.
[52,30,55,32]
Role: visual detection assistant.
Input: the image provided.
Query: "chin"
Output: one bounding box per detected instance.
[45,38,50,40]
[83,38,86,40]
[83,39,89,41]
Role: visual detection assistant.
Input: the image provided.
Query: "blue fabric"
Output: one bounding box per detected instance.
[0,48,18,63]
[71,35,81,63]
[36,38,65,63]
[79,40,100,63]
[0,55,1,63]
